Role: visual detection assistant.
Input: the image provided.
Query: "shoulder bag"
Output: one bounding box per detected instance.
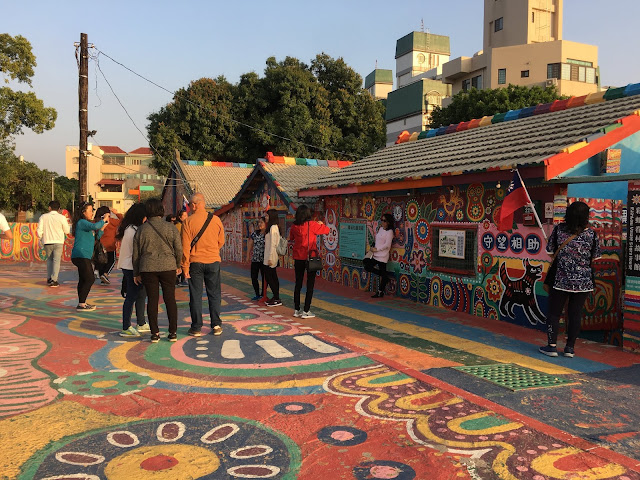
[92,238,108,265]
[543,231,577,293]
[147,221,176,256]
[306,222,323,273]
[190,213,214,251]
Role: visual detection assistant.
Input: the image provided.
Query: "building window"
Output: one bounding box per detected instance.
[498,68,506,85]
[462,79,471,92]
[567,59,593,67]
[72,157,79,164]
[471,75,483,89]
[521,70,529,78]
[532,11,535,23]
[495,17,503,32]
[547,63,560,79]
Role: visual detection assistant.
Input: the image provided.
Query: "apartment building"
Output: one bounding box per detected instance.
[442,0,599,97]
[65,144,165,213]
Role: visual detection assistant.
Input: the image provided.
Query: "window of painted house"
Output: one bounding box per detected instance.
[495,17,503,32]
[462,79,471,92]
[472,75,483,89]
[521,70,529,78]
[498,68,506,85]
[430,224,478,276]
[547,63,560,79]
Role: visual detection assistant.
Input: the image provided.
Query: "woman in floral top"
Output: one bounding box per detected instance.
[540,201,601,358]
[247,218,266,300]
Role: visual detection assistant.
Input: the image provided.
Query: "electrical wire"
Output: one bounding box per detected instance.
[92,47,360,160]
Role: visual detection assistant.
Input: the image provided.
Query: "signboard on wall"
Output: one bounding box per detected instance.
[627,181,640,276]
[438,229,466,259]
[339,221,367,260]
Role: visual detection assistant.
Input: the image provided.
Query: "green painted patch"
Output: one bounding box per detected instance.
[369,372,411,384]
[454,364,573,391]
[460,415,511,431]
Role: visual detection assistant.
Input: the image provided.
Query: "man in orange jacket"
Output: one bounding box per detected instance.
[181,193,225,337]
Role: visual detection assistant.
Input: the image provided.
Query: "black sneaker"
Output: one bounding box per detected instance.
[47,278,52,285]
[76,304,96,311]
[150,333,160,343]
[168,333,177,342]
[188,328,202,337]
[563,346,575,358]
[539,345,558,357]
[49,281,59,288]
[265,299,282,307]
[100,274,110,284]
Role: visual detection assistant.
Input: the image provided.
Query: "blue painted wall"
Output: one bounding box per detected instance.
[567,131,640,202]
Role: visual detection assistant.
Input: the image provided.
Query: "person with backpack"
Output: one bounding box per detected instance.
[181,193,226,337]
[263,209,283,307]
[289,205,329,318]
[115,203,149,337]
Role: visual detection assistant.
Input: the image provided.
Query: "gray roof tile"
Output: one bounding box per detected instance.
[177,163,253,209]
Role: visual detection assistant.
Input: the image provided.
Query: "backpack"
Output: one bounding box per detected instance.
[276,236,288,256]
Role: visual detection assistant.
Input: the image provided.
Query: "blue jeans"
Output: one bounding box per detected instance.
[188,262,221,330]
[44,243,64,282]
[122,269,147,330]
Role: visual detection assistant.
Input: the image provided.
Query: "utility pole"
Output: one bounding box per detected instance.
[78,33,89,202]
[51,175,55,201]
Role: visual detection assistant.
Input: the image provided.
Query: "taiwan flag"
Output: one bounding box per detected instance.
[499,170,531,231]
[183,195,191,213]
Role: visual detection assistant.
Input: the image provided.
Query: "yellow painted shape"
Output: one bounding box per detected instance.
[283,157,296,165]
[409,132,419,141]
[530,447,627,479]
[225,272,578,375]
[479,116,493,126]
[585,91,606,104]
[105,444,220,479]
[355,371,414,388]
[395,391,463,411]
[0,401,138,479]
[562,141,588,154]
[108,342,327,389]
[447,412,523,435]
[67,318,104,336]
[92,380,118,388]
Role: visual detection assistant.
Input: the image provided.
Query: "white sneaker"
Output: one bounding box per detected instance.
[136,323,150,333]
[293,310,302,317]
[301,311,315,318]
[119,326,140,337]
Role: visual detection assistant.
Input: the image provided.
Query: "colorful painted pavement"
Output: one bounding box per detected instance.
[0,263,639,479]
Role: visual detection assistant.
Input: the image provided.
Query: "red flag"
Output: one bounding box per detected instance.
[499,171,531,231]
[183,195,191,213]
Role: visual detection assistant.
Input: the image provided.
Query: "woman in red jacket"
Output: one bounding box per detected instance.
[289,205,329,318]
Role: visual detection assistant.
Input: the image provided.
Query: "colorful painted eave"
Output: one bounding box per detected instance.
[183,160,253,168]
[544,112,640,181]
[264,152,353,168]
[395,82,640,145]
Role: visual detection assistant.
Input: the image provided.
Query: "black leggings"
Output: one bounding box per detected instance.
[251,261,264,296]
[72,257,94,303]
[141,270,178,335]
[546,288,589,348]
[294,259,316,312]
[363,258,389,293]
[263,266,279,300]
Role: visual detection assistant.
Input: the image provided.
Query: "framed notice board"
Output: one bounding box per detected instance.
[430,223,478,276]
[339,220,367,260]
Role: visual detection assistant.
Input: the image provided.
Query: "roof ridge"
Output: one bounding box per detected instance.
[395,82,640,145]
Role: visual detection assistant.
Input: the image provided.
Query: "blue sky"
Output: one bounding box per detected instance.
[5,0,640,174]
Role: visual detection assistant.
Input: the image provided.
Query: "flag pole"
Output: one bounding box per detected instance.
[515,168,547,240]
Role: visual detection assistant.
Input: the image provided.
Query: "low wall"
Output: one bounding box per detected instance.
[0,223,74,263]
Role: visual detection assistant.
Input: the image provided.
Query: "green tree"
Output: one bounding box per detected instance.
[429,84,564,128]
[0,34,57,150]
[147,53,386,175]
[0,155,52,213]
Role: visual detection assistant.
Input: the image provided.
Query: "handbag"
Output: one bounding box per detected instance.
[306,221,323,273]
[92,239,108,265]
[543,231,577,293]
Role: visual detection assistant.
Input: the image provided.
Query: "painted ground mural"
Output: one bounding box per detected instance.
[1,265,639,480]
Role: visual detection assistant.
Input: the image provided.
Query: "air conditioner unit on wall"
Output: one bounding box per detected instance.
[546,78,558,87]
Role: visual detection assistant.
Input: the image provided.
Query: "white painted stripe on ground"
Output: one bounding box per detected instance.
[221,340,244,359]
[255,340,293,358]
[293,335,340,354]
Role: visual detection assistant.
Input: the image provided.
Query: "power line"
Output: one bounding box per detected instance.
[92,47,360,160]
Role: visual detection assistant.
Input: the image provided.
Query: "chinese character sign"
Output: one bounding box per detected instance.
[627,181,640,276]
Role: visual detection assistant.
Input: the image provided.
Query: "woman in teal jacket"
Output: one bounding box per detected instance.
[71,202,108,311]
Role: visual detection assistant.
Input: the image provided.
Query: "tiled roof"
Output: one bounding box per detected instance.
[261,162,342,205]
[306,94,640,189]
[100,145,127,154]
[129,147,153,155]
[176,161,253,209]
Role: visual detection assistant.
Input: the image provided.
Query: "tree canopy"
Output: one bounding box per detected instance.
[429,84,564,128]
[0,34,57,150]
[147,54,386,175]
[0,149,77,214]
